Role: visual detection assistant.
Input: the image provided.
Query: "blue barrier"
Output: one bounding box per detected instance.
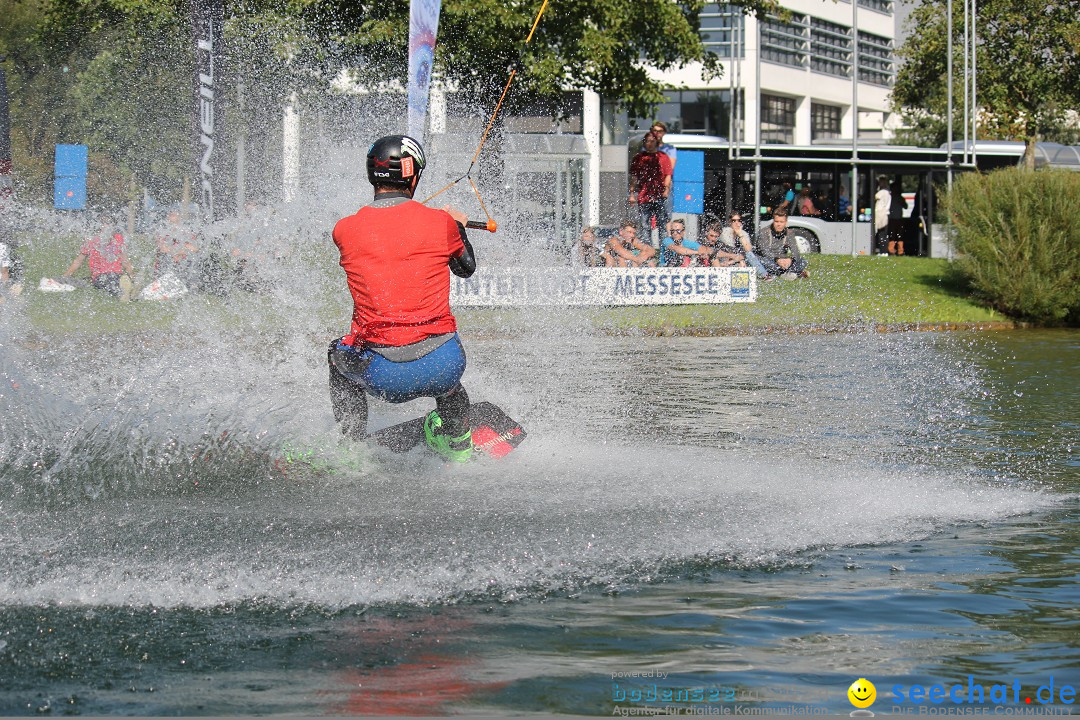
[55,143,87,210]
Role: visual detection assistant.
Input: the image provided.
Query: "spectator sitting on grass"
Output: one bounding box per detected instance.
[573,226,606,267]
[709,220,748,268]
[660,219,711,267]
[753,209,809,279]
[601,219,656,268]
[694,222,737,267]
[60,217,136,299]
[0,220,23,296]
[722,213,769,278]
[154,209,200,285]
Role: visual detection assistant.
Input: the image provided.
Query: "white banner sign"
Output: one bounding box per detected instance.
[451,267,757,307]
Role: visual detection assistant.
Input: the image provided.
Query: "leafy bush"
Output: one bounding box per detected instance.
[947,168,1080,325]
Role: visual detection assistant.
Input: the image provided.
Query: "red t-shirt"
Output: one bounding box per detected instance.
[81,234,125,279]
[333,199,465,347]
[630,151,672,204]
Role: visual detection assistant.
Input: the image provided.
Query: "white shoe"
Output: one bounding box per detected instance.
[39,278,76,292]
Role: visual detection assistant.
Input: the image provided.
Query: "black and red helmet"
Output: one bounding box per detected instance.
[366,135,427,187]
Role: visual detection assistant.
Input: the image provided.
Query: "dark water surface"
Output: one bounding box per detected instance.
[0,326,1076,715]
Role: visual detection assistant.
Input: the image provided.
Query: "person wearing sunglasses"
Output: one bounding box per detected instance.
[659,219,711,267]
[717,214,769,279]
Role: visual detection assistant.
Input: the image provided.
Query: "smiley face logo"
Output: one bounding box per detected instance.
[848,678,876,708]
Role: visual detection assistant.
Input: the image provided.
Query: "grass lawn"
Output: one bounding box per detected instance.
[5,236,1007,336]
[6,231,339,336]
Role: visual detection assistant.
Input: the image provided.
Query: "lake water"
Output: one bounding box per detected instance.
[0,320,1076,715]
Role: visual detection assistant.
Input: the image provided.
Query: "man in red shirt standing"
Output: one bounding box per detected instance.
[628,131,672,241]
[328,135,477,462]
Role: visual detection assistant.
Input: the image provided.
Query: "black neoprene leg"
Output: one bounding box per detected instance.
[435,384,470,438]
[328,342,368,441]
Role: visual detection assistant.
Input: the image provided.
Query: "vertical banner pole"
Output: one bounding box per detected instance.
[851,0,859,255]
[0,60,13,201]
[970,0,977,167]
[752,15,761,227]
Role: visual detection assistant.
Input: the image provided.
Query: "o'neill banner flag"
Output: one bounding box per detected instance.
[407,0,441,144]
[191,0,228,220]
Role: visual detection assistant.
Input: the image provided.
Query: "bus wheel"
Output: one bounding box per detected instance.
[790,228,821,253]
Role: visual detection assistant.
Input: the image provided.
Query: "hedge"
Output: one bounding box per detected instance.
[947,168,1080,325]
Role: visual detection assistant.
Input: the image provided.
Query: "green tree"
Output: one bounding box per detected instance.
[892,0,1080,168]
[67,12,192,202]
[0,0,92,200]
[293,0,779,119]
[6,0,781,207]
[0,0,163,201]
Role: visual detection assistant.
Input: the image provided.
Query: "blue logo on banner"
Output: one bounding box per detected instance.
[731,270,751,298]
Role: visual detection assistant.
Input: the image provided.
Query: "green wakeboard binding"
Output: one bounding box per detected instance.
[423,411,473,463]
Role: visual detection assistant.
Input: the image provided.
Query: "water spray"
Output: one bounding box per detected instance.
[422,0,551,233]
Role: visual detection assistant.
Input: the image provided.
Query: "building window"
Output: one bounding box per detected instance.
[676,90,742,137]
[616,90,742,140]
[602,100,633,145]
[700,3,745,58]
[810,18,852,78]
[760,13,809,69]
[761,94,796,144]
[857,31,894,86]
[857,0,894,15]
[836,0,895,14]
[811,103,842,141]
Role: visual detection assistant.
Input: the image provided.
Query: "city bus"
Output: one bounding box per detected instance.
[648,135,1076,257]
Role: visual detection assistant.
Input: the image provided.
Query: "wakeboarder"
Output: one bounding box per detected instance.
[327,134,478,462]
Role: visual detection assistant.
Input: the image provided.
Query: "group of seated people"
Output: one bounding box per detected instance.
[45,205,279,300]
[575,209,809,280]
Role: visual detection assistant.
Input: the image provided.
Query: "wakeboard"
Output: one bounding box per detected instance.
[368,401,526,459]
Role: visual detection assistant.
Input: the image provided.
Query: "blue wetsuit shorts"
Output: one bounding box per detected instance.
[332,334,466,403]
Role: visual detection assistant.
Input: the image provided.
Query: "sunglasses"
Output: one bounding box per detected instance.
[671,228,685,233]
